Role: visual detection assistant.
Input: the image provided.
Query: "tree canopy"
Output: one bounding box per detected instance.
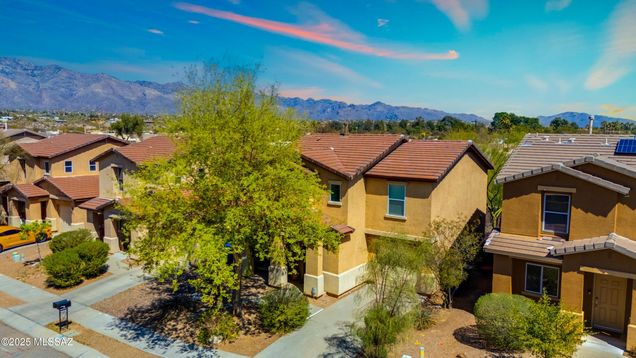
[123,65,340,314]
[111,114,144,140]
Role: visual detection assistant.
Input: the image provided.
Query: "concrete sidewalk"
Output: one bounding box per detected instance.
[256,289,369,358]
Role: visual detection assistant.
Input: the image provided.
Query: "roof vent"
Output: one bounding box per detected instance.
[558,137,562,144]
[543,136,550,141]
[569,137,576,143]
[329,146,335,151]
[602,138,610,146]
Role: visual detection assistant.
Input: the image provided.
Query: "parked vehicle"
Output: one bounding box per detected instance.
[0,225,51,253]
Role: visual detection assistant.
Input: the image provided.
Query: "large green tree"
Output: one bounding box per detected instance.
[111,114,144,140]
[124,65,340,315]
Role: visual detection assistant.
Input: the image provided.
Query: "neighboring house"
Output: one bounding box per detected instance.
[0,133,127,231]
[84,135,175,252]
[1,129,46,144]
[484,134,636,347]
[301,134,492,297]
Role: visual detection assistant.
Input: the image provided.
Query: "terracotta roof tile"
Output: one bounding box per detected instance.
[498,134,636,182]
[483,230,563,262]
[300,134,405,179]
[36,175,99,201]
[113,136,176,164]
[330,224,355,235]
[78,197,115,211]
[366,140,492,181]
[19,133,127,158]
[0,183,49,199]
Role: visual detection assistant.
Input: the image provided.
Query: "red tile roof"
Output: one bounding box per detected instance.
[331,224,355,235]
[113,136,176,164]
[19,133,127,158]
[301,134,406,179]
[78,197,115,211]
[366,140,493,181]
[36,175,99,201]
[0,183,49,199]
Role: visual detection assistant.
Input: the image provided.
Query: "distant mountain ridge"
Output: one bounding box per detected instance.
[1,57,635,126]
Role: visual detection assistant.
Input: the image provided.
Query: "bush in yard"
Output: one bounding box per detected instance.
[474,293,532,351]
[354,306,411,358]
[42,250,84,287]
[411,304,435,330]
[525,294,586,358]
[74,240,109,277]
[259,286,309,333]
[49,229,93,253]
[197,311,239,345]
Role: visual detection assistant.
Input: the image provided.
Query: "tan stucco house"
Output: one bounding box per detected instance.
[301,134,492,297]
[0,133,127,232]
[484,133,636,348]
[84,135,175,252]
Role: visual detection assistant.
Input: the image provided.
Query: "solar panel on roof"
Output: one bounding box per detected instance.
[615,139,636,155]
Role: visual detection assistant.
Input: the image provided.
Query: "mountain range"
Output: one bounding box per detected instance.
[0,57,634,126]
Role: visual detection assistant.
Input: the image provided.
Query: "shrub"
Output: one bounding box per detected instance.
[42,250,84,287]
[197,311,239,345]
[354,306,411,358]
[412,304,435,330]
[259,286,309,333]
[474,293,532,350]
[74,241,109,277]
[49,229,93,253]
[525,295,586,358]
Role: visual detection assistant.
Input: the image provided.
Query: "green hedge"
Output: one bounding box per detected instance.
[49,229,93,253]
[75,241,109,277]
[259,286,309,333]
[474,293,532,350]
[42,249,84,287]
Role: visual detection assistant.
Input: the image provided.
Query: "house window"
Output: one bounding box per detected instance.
[43,161,50,175]
[525,263,560,297]
[542,193,570,234]
[64,160,73,173]
[328,182,341,204]
[114,167,124,191]
[89,160,97,172]
[387,183,406,217]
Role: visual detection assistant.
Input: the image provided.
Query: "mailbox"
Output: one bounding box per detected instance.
[52,299,71,332]
[52,299,71,309]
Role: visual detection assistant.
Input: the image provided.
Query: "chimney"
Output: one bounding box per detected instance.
[588,115,594,135]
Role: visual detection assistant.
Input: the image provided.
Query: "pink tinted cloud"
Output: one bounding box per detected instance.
[430,0,488,32]
[174,3,458,61]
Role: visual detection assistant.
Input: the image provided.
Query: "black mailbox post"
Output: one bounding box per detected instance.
[52,299,71,332]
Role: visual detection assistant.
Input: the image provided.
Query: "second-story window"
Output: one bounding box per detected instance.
[387,183,406,217]
[328,182,341,205]
[542,193,570,234]
[64,160,73,173]
[114,167,124,192]
[43,161,50,175]
[89,160,97,172]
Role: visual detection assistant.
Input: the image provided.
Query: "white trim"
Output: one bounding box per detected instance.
[328,181,342,205]
[542,193,571,234]
[524,262,560,298]
[387,182,406,218]
[63,160,73,173]
[88,160,97,172]
[323,263,367,296]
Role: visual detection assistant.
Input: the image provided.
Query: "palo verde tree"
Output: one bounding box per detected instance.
[123,64,340,316]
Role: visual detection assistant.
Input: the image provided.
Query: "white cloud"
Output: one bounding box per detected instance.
[147,28,164,35]
[545,0,572,12]
[188,20,200,24]
[430,0,488,32]
[585,0,636,90]
[377,18,390,28]
[525,74,549,92]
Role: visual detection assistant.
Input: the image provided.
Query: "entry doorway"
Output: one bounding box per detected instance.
[592,274,627,333]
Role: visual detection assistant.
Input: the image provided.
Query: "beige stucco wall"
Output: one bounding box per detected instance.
[365,177,434,237]
[430,152,488,221]
[501,171,618,240]
[97,152,137,199]
[337,176,367,273]
[49,141,124,177]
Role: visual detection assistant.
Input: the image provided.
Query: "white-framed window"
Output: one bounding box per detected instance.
[525,263,560,297]
[64,160,73,173]
[328,182,341,205]
[542,193,570,234]
[43,161,50,175]
[89,160,97,172]
[387,183,406,217]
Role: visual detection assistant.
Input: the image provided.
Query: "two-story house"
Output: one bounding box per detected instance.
[0,133,127,231]
[484,134,636,347]
[301,134,492,297]
[83,135,175,252]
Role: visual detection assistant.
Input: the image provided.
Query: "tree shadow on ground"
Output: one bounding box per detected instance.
[453,325,521,358]
[320,324,361,358]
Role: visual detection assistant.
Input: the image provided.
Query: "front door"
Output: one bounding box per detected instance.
[593,274,627,333]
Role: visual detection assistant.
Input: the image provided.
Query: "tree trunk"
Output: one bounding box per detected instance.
[232,252,243,317]
[447,287,453,309]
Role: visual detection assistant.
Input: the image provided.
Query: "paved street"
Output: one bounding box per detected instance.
[0,322,69,358]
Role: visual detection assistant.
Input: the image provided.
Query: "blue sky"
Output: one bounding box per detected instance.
[2,0,636,120]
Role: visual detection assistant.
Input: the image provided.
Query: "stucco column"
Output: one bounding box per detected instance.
[627,281,636,351]
[560,257,584,314]
[304,247,325,297]
[492,254,513,293]
[102,216,120,253]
